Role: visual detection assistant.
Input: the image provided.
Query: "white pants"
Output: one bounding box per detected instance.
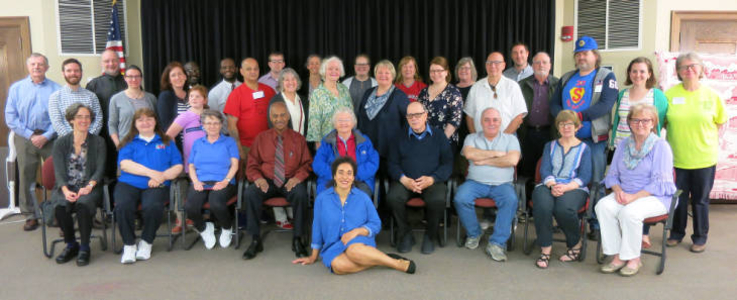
[595,194,667,260]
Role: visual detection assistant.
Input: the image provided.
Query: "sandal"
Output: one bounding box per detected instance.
[559,247,581,262]
[535,253,551,269]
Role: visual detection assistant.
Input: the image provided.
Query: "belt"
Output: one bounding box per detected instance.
[33,129,45,135]
[526,125,550,131]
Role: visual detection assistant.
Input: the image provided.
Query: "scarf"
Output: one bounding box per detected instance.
[365,86,394,120]
[623,132,658,170]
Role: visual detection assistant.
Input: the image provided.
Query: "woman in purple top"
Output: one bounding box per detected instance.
[166,85,208,172]
[595,104,676,277]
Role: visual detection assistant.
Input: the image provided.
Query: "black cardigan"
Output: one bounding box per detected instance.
[52,133,107,191]
[356,87,410,158]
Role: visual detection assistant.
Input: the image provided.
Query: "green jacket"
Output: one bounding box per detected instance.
[609,88,668,149]
[518,74,560,141]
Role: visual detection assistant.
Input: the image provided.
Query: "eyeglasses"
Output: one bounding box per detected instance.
[558,122,575,128]
[629,118,652,125]
[355,63,370,67]
[459,66,472,71]
[406,112,426,119]
[125,75,142,79]
[677,64,700,71]
[270,60,284,64]
[485,60,504,66]
[429,69,446,73]
[202,122,222,127]
[74,115,91,120]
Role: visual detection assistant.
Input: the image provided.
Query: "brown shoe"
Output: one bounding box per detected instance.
[690,244,706,253]
[665,239,681,247]
[23,219,39,231]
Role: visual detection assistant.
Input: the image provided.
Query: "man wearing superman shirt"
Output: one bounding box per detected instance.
[551,36,618,241]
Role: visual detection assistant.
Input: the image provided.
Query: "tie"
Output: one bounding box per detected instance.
[274,135,285,187]
[231,83,235,91]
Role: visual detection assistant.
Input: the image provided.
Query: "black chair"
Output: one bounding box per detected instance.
[521,158,591,261]
[384,178,452,248]
[110,181,176,254]
[38,156,109,258]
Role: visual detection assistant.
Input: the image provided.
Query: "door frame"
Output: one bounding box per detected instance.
[670,11,737,52]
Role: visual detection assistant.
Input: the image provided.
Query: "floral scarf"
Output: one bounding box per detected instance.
[623,132,658,170]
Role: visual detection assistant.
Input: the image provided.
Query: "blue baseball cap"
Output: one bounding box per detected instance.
[575,36,598,52]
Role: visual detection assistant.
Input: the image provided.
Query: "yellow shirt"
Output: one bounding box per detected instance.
[665,84,727,169]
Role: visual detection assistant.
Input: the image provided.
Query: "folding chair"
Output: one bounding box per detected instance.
[595,185,682,275]
[177,167,246,250]
[110,180,176,254]
[384,178,452,248]
[521,158,591,261]
[38,156,109,258]
[454,168,523,252]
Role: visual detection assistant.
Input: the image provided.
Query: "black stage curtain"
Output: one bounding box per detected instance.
[141,0,555,94]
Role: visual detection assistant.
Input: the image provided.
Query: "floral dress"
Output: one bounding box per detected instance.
[67,141,88,190]
[417,83,463,143]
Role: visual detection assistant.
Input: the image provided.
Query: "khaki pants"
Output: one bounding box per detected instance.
[14,134,53,219]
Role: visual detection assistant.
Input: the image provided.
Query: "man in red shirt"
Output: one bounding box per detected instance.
[224,57,276,162]
[242,102,313,260]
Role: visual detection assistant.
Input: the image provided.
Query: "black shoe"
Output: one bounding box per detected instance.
[242,238,263,260]
[588,229,600,241]
[55,246,79,264]
[397,233,415,253]
[23,219,39,231]
[292,238,309,258]
[421,234,435,254]
[386,253,416,274]
[76,250,90,266]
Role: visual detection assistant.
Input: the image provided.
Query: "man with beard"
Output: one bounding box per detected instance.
[5,53,60,231]
[551,36,618,241]
[49,58,103,136]
[184,61,201,89]
[86,49,126,180]
[208,58,241,115]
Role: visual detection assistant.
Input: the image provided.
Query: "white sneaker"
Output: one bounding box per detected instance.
[480,219,492,231]
[219,227,233,248]
[121,245,137,264]
[135,240,152,261]
[201,222,216,249]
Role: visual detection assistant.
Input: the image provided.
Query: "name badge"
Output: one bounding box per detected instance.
[672,97,685,105]
[594,83,603,93]
[253,91,265,99]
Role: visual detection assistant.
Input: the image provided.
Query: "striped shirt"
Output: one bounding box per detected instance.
[48,85,103,136]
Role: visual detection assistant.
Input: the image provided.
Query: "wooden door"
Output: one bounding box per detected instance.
[0,17,32,147]
[671,12,737,54]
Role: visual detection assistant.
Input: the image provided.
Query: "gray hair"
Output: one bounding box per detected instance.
[481,107,501,120]
[455,57,478,82]
[675,52,705,81]
[201,109,224,125]
[27,52,49,66]
[276,68,302,92]
[331,106,357,128]
[373,60,397,81]
[65,103,94,125]
[319,56,345,80]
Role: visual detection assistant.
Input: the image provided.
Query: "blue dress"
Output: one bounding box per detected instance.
[311,187,381,269]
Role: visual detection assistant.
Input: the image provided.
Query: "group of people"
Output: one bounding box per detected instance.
[5,35,725,276]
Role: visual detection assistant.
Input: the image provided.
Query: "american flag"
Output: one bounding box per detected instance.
[106,0,126,74]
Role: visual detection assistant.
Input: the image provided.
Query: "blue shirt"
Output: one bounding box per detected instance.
[463,132,520,185]
[189,135,239,184]
[118,134,183,189]
[407,124,433,140]
[4,76,61,139]
[562,71,596,139]
[311,187,381,268]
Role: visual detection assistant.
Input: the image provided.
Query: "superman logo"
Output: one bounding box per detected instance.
[569,87,585,104]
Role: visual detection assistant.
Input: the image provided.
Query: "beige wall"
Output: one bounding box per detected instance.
[554,0,737,84]
[0,0,142,86]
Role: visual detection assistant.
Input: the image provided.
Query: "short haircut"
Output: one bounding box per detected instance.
[64,102,94,124]
[61,58,82,72]
[188,85,209,106]
[269,52,284,60]
[331,106,357,128]
[27,53,49,66]
[269,100,288,116]
[395,56,423,84]
[455,57,478,82]
[328,156,358,189]
[627,103,659,134]
[624,57,657,89]
[429,56,452,83]
[319,56,345,80]
[555,110,581,130]
[407,101,428,113]
[675,52,705,81]
[481,107,501,120]
[276,68,302,92]
[373,60,396,81]
[201,109,224,125]
[511,42,529,53]
[160,61,187,91]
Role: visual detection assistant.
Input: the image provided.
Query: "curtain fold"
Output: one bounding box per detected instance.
[141,0,555,94]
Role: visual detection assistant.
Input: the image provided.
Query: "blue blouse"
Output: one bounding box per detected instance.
[540,140,592,191]
[311,187,381,269]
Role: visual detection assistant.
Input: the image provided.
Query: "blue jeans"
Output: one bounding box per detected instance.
[582,138,606,230]
[454,180,518,247]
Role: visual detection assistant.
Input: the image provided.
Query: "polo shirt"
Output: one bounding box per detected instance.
[665,84,727,169]
[463,132,520,185]
[189,135,239,184]
[118,134,183,189]
[223,83,276,147]
[464,76,528,132]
